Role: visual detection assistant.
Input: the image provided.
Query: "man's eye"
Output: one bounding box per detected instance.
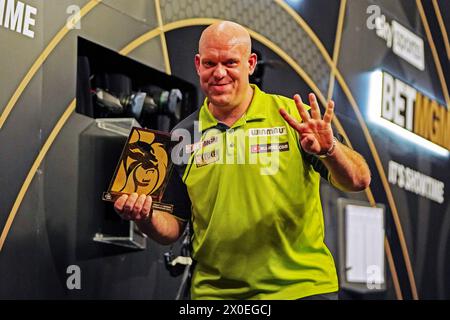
[226,61,238,66]
[204,61,215,67]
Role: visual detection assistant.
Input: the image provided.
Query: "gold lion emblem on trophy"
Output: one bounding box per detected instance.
[110,128,168,196]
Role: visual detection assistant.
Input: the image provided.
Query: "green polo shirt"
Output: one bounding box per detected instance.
[167,84,338,299]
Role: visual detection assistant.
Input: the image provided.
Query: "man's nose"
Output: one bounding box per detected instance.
[213,64,227,79]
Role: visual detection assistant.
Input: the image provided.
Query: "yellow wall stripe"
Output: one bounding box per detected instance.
[325,0,402,299]
[276,0,418,299]
[327,0,346,101]
[154,0,172,75]
[322,0,378,210]
[0,100,76,251]
[0,20,167,253]
[334,69,418,299]
[417,0,450,108]
[385,237,403,299]
[163,18,218,33]
[119,29,161,56]
[432,0,450,61]
[0,0,101,129]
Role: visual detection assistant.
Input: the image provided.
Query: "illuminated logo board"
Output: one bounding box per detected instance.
[369,71,449,156]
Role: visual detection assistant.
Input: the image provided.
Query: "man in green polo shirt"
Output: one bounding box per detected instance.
[114,21,371,300]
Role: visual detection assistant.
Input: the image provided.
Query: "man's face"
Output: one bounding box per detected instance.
[195,41,256,109]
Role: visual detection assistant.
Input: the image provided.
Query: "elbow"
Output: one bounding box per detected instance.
[353,170,371,192]
[332,174,371,192]
[357,175,371,191]
[150,230,184,245]
[149,230,182,245]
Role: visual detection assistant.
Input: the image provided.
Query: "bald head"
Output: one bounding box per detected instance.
[199,21,252,56]
[195,21,257,113]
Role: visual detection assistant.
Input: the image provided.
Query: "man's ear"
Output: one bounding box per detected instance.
[194,54,201,75]
[248,52,258,75]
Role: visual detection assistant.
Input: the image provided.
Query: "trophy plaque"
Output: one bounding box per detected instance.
[102,127,175,214]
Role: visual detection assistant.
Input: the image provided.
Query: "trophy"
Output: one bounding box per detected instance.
[102,127,175,214]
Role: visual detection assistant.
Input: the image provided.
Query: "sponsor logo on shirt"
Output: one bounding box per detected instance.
[195,149,219,167]
[250,142,289,153]
[248,126,287,137]
[186,136,219,154]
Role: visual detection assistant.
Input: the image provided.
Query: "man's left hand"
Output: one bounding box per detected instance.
[280,93,335,156]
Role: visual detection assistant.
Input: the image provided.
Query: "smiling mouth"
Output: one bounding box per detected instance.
[210,83,232,92]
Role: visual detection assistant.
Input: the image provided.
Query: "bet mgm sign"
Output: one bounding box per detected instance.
[369,71,450,155]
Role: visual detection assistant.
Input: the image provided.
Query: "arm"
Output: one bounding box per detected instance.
[114,193,186,245]
[280,93,371,192]
[321,140,371,192]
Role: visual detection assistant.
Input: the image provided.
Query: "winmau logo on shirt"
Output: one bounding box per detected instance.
[249,126,287,137]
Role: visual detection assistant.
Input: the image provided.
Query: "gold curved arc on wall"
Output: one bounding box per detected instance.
[0,26,167,253]
[0,100,77,251]
[333,66,417,299]
[417,0,450,109]
[163,18,219,32]
[1,19,400,301]
[432,0,450,60]
[155,0,171,75]
[120,18,221,56]
[327,0,346,101]
[0,0,102,130]
[326,0,402,300]
[275,0,418,299]
[385,237,403,299]
[119,29,161,55]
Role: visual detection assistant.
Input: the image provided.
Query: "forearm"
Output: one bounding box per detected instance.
[135,210,186,245]
[321,142,371,192]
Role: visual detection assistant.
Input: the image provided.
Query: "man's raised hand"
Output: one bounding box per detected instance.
[280,93,335,156]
